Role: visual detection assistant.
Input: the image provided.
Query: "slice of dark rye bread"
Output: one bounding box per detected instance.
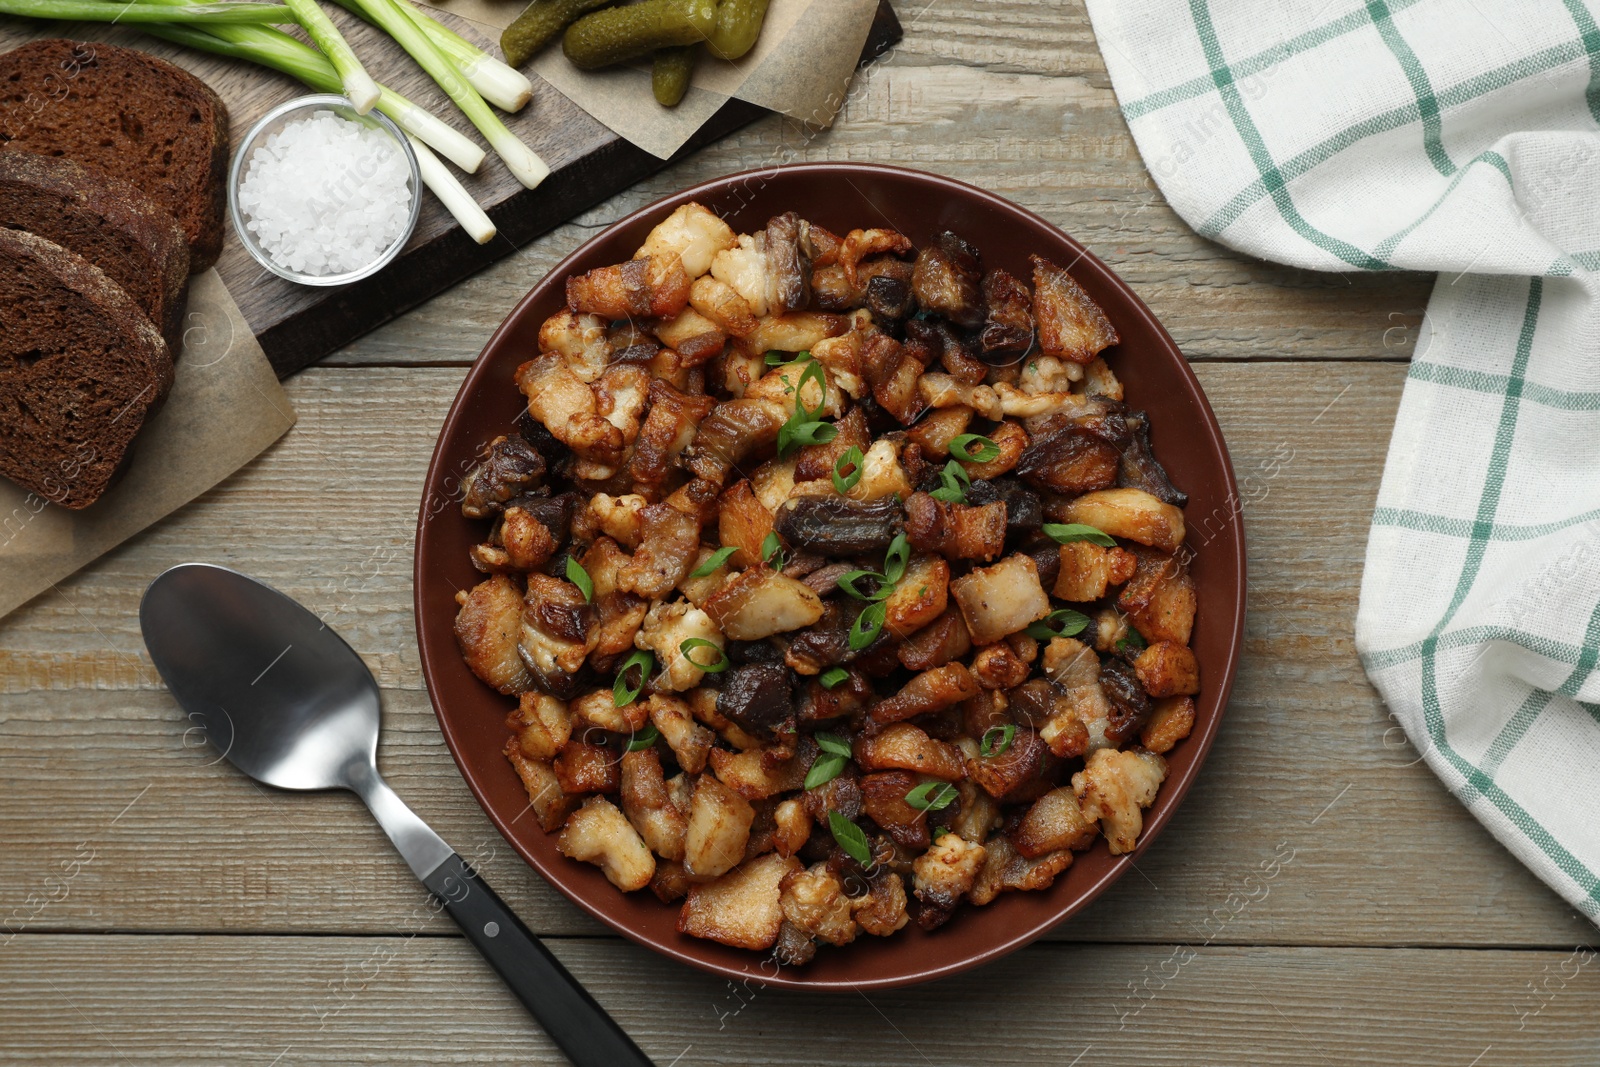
[0,151,190,353]
[0,38,229,271]
[0,228,174,510]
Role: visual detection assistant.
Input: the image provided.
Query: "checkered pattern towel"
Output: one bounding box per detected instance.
[1085,0,1600,923]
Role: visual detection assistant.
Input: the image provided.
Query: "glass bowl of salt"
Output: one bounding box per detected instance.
[229,94,422,287]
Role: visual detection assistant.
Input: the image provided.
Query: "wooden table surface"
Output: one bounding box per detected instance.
[4,2,1598,1064]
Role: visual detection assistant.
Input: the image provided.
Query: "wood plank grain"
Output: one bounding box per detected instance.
[907,0,1108,78]
[0,362,1591,947]
[0,5,903,377]
[0,936,1595,1065]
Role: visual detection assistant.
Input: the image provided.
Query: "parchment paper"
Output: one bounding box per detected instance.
[0,269,296,618]
[419,0,883,158]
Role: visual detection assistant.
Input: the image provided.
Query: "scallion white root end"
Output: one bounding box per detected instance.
[489,129,549,189]
[343,69,381,113]
[460,54,534,112]
[459,53,533,113]
[408,134,495,244]
[389,0,532,112]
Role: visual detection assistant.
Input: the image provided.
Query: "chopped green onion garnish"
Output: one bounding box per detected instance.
[832,445,864,495]
[689,545,738,578]
[883,533,910,585]
[1024,608,1092,641]
[679,637,729,673]
[765,350,812,366]
[806,731,853,788]
[804,752,847,790]
[827,810,872,866]
[1118,628,1148,652]
[761,531,784,569]
[928,459,970,504]
[949,433,1000,464]
[777,419,838,457]
[814,731,853,758]
[849,601,887,651]
[626,725,659,752]
[613,650,654,708]
[1043,523,1116,547]
[775,360,835,458]
[905,781,958,812]
[980,724,1017,758]
[795,360,829,420]
[819,667,850,689]
[565,557,593,602]
[836,569,893,602]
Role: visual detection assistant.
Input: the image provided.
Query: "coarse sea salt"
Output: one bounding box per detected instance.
[237,109,413,277]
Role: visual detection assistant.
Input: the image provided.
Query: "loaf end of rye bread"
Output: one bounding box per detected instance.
[0,228,174,510]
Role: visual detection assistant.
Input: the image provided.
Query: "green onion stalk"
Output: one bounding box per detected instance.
[330,0,532,112]
[407,133,495,244]
[139,23,495,238]
[134,13,485,173]
[0,1,292,23]
[282,0,379,113]
[343,0,548,188]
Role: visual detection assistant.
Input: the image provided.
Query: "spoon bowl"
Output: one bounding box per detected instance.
[140,563,378,792]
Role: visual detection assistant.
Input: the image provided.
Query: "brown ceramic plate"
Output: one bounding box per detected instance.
[414,162,1245,991]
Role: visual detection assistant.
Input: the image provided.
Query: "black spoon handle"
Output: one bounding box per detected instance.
[422,853,655,1067]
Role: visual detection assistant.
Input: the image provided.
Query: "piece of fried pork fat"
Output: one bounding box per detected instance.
[773,494,901,557]
[689,273,759,337]
[838,227,913,288]
[617,502,700,600]
[706,212,820,321]
[683,397,789,484]
[460,435,545,519]
[980,267,1034,356]
[633,201,736,279]
[912,231,984,328]
[905,492,1006,562]
[627,379,717,495]
[538,310,613,383]
[455,574,535,694]
[516,354,625,465]
[1119,409,1188,506]
[1030,253,1118,363]
[566,254,692,320]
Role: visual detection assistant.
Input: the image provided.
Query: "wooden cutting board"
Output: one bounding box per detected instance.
[0,3,900,378]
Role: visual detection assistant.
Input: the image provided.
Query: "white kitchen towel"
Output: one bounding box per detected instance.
[1085,0,1600,922]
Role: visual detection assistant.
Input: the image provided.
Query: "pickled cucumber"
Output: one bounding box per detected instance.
[706,0,768,61]
[652,44,698,106]
[501,0,617,68]
[562,0,719,70]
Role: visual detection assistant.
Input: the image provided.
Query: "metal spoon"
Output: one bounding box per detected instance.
[139,562,654,1067]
